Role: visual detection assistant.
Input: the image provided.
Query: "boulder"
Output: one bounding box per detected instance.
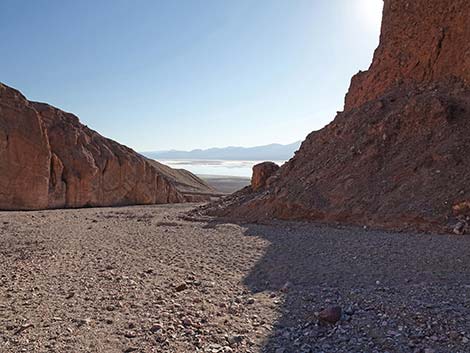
[251,162,279,191]
[319,306,342,324]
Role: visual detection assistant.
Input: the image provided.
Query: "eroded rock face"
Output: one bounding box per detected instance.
[0,83,189,210]
[0,84,51,210]
[345,0,470,110]
[251,162,279,191]
[202,0,470,233]
[33,102,185,208]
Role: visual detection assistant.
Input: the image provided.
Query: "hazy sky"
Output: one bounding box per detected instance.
[1,0,383,151]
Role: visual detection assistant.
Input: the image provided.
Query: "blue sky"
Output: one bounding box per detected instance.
[1,0,383,151]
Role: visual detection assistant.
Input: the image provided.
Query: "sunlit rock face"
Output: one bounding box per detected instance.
[202,0,470,233]
[345,0,470,110]
[0,84,51,210]
[33,102,185,208]
[0,82,186,210]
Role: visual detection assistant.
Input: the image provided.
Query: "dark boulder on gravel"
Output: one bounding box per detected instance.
[319,306,342,324]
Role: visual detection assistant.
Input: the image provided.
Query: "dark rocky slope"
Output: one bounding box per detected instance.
[201,0,470,233]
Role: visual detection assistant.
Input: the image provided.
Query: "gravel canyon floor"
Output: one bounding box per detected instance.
[1,204,470,353]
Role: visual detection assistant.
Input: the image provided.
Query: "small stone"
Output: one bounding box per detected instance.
[319,306,342,324]
[123,347,138,353]
[14,323,34,335]
[454,221,466,235]
[344,305,355,315]
[226,335,243,346]
[65,292,75,299]
[247,298,255,304]
[75,318,91,327]
[175,283,188,292]
[280,281,292,292]
[150,324,163,332]
[123,330,137,338]
[182,317,193,326]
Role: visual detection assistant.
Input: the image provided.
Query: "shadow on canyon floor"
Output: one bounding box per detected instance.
[226,221,470,352]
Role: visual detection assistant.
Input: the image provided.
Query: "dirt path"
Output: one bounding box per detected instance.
[1,204,470,353]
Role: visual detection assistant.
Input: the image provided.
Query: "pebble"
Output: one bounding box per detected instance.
[319,306,342,324]
[150,323,163,332]
[281,282,292,292]
[123,331,137,338]
[182,317,193,326]
[175,283,188,292]
[123,347,138,353]
[226,335,244,346]
[454,221,466,235]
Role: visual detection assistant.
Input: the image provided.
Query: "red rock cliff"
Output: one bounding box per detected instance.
[201,0,470,233]
[345,0,470,110]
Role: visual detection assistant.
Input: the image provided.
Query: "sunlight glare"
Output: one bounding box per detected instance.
[357,0,383,29]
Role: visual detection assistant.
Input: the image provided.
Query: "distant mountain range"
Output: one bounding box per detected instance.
[143,141,302,161]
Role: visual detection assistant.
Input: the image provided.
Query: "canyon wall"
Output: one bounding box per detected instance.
[0,82,207,210]
[345,0,470,110]
[0,84,51,210]
[202,0,470,233]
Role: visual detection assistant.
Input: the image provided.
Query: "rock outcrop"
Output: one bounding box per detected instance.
[147,159,220,201]
[345,0,470,110]
[201,0,470,233]
[0,82,213,210]
[251,162,279,191]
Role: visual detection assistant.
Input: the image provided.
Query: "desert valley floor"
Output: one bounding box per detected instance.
[1,204,470,353]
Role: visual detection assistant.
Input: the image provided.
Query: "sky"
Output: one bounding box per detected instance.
[0,0,383,151]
